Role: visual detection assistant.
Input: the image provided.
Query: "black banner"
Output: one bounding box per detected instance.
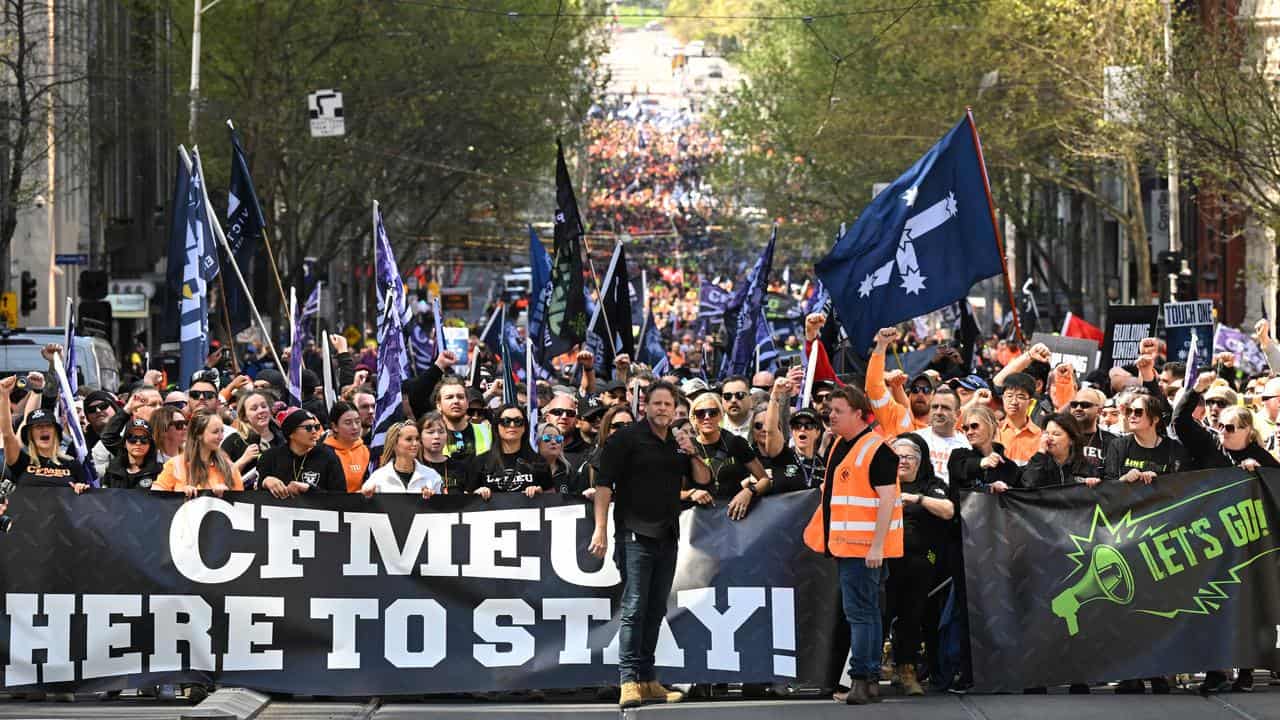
[1101,304,1158,370]
[963,469,1280,691]
[0,489,838,695]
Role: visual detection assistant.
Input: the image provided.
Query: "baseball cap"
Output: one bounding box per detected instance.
[681,377,710,399]
[955,374,989,391]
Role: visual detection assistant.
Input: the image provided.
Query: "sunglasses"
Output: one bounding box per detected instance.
[1126,407,1147,417]
[125,435,152,445]
[609,421,629,431]
[814,392,832,402]
[86,404,111,414]
[693,408,721,420]
[908,385,932,395]
[547,408,577,419]
[1220,423,1243,434]
[299,423,322,432]
[165,401,187,410]
[540,434,565,444]
[962,422,984,432]
[1069,401,1096,410]
[752,422,766,430]
[189,390,217,401]
[498,417,526,427]
[721,391,748,401]
[170,421,188,430]
[1206,398,1230,408]
[791,421,817,430]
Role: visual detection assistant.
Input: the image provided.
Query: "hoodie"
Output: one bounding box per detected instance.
[325,434,371,493]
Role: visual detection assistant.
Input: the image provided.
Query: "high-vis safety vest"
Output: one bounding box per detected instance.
[804,430,904,558]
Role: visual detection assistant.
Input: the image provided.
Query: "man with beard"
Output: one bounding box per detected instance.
[1068,386,1114,477]
[718,376,754,439]
[545,391,591,470]
[913,388,968,485]
[436,375,492,459]
[866,327,931,436]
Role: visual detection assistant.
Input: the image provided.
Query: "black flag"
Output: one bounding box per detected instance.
[604,244,636,361]
[545,140,589,360]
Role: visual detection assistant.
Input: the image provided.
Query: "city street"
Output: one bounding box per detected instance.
[2,686,1280,719]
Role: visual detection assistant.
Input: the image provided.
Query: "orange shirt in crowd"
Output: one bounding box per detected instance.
[325,435,371,493]
[997,418,1042,464]
[153,456,245,492]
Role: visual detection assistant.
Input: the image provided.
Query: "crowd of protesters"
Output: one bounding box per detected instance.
[584,108,723,236]
[7,273,1280,706]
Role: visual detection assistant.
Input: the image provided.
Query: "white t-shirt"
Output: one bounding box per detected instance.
[915,427,970,485]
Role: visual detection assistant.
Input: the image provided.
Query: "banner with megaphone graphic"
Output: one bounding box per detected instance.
[962,468,1280,692]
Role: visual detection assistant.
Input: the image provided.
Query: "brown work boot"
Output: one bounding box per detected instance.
[866,678,882,702]
[619,682,643,709]
[640,680,684,703]
[845,679,872,705]
[900,665,925,696]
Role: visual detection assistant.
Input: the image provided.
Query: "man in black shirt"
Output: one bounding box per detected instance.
[258,409,346,497]
[1068,387,1114,477]
[591,381,710,708]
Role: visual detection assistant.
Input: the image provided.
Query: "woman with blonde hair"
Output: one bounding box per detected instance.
[150,405,188,464]
[362,421,441,497]
[686,391,769,520]
[152,412,243,498]
[0,375,90,492]
[222,390,284,488]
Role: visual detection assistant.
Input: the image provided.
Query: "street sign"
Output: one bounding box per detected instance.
[55,253,89,266]
[0,292,16,328]
[308,89,345,137]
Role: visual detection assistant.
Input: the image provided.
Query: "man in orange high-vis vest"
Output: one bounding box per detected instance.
[804,385,903,705]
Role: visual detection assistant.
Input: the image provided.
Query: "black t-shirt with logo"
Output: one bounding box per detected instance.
[694,432,758,498]
[8,449,89,488]
[1103,435,1189,483]
[256,445,347,492]
[759,446,826,494]
[1080,428,1117,477]
[476,448,552,493]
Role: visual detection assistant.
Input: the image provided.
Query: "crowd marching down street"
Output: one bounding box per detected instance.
[7,81,1280,715]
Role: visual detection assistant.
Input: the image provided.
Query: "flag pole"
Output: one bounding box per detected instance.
[215,276,241,373]
[966,107,1024,344]
[321,330,335,412]
[227,119,291,324]
[189,145,283,371]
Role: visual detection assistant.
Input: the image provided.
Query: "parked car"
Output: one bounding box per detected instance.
[685,40,707,57]
[708,63,724,78]
[0,330,120,392]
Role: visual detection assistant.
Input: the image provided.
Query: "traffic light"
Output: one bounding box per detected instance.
[19,271,36,316]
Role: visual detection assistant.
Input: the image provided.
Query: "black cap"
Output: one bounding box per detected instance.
[790,407,821,426]
[579,394,606,420]
[83,390,117,414]
[125,418,153,437]
[20,409,60,444]
[280,408,318,437]
[189,368,221,390]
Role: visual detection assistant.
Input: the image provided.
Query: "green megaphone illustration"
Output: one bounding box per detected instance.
[1051,544,1135,636]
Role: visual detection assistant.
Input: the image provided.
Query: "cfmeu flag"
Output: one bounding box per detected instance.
[371,201,409,452]
[816,111,1004,353]
[178,150,218,388]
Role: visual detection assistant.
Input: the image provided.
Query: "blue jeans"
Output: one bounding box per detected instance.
[838,557,883,681]
[615,531,678,684]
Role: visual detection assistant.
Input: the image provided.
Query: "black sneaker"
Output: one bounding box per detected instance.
[1232,670,1254,693]
[947,681,972,695]
[1149,677,1171,695]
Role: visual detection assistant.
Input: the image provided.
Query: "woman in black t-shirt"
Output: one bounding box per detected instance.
[580,406,634,499]
[0,376,90,492]
[537,421,577,495]
[104,418,162,489]
[418,411,474,494]
[884,433,955,696]
[686,393,769,520]
[472,404,552,499]
[1104,393,1188,484]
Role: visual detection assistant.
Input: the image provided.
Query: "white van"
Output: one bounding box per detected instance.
[0,330,121,392]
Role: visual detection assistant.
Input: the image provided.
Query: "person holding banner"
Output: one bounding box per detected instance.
[360,422,441,497]
[1174,371,1279,694]
[103,419,163,490]
[688,392,770,520]
[0,379,90,493]
[257,409,346,498]
[472,405,551,500]
[222,391,285,489]
[1015,414,1100,490]
[580,405,635,497]
[1104,394,1187,485]
[151,412,243,498]
[325,401,371,493]
[536,421,578,496]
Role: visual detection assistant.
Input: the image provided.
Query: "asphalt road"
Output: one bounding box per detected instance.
[1,685,1277,720]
